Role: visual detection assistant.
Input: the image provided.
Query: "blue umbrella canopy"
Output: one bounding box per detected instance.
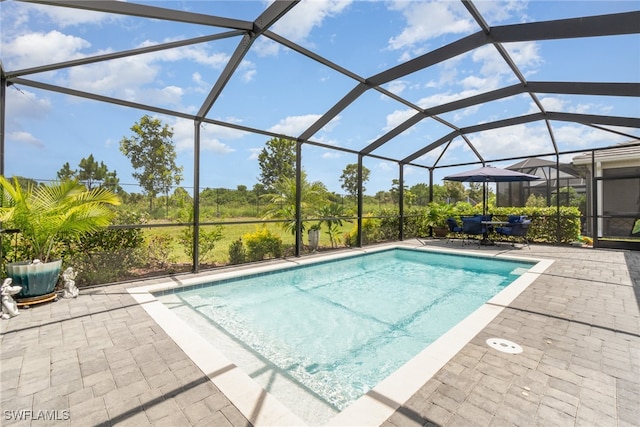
[444,166,542,183]
[444,166,541,215]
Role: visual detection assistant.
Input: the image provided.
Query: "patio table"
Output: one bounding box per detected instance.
[479,221,509,245]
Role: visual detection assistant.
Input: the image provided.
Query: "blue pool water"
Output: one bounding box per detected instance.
[157,248,533,422]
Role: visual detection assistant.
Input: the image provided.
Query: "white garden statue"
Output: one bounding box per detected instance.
[62,267,79,299]
[1,278,22,319]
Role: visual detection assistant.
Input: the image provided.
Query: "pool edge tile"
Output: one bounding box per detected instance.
[127,287,308,427]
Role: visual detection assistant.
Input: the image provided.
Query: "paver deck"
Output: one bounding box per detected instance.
[1,242,638,426]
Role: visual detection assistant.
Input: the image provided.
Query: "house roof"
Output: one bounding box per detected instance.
[572,141,640,165]
[506,158,582,180]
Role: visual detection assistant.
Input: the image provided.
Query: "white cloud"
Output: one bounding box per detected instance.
[173,118,244,153]
[268,114,323,136]
[460,75,496,91]
[271,0,352,44]
[142,86,185,109]
[473,1,529,24]
[384,108,417,132]
[377,161,394,171]
[322,151,341,159]
[385,80,408,96]
[533,96,566,113]
[551,124,628,148]
[3,30,91,69]
[387,1,473,51]
[248,147,262,160]
[252,38,281,57]
[6,88,52,119]
[138,39,231,68]
[253,0,352,56]
[503,41,543,74]
[66,56,159,97]
[26,2,121,27]
[8,131,43,148]
[533,97,607,116]
[242,69,257,83]
[466,123,552,158]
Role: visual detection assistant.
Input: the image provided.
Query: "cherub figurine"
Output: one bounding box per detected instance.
[1,278,22,319]
[62,267,79,299]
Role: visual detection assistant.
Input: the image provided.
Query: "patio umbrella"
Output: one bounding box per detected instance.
[444,166,541,214]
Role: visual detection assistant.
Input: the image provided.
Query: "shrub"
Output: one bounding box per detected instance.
[59,210,146,286]
[147,234,176,268]
[179,225,224,264]
[243,227,283,261]
[488,206,581,243]
[377,208,400,240]
[344,215,381,246]
[228,238,247,265]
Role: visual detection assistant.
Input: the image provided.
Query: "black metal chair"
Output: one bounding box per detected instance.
[461,216,487,245]
[445,217,464,243]
[496,219,532,248]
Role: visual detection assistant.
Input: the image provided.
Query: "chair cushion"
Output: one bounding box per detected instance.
[508,215,523,223]
[496,227,512,235]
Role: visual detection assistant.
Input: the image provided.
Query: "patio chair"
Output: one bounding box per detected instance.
[507,214,527,224]
[461,216,487,245]
[445,217,464,243]
[496,219,532,248]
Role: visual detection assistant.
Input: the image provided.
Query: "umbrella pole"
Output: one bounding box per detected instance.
[483,182,487,216]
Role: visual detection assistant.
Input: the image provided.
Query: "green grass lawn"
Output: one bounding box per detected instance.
[144,218,355,265]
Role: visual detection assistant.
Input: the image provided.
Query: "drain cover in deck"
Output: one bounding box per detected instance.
[486,338,523,354]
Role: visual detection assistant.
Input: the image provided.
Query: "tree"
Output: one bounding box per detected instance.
[339,163,371,198]
[390,179,406,204]
[257,137,296,192]
[77,154,108,190]
[57,162,76,181]
[443,181,466,203]
[57,155,121,192]
[409,183,431,206]
[120,115,183,213]
[102,170,122,194]
[467,183,483,205]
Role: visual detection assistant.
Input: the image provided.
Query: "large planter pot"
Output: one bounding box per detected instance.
[6,260,62,298]
[308,229,320,250]
[432,226,448,238]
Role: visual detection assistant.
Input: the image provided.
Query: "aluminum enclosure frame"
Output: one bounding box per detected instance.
[1,0,639,270]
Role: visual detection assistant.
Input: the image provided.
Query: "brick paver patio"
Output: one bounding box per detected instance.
[1,243,638,426]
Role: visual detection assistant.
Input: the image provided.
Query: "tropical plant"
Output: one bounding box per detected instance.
[424,202,455,228]
[0,176,121,263]
[315,203,349,248]
[261,173,328,234]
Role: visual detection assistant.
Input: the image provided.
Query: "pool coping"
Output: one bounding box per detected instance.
[127,243,553,427]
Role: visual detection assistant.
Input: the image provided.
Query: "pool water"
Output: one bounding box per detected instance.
[157,248,533,424]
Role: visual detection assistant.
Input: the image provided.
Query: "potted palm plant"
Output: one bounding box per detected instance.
[0,176,120,299]
[425,202,454,238]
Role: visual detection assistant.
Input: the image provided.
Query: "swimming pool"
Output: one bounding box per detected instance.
[129,244,552,426]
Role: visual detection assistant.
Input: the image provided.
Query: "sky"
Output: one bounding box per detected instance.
[1,0,639,195]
